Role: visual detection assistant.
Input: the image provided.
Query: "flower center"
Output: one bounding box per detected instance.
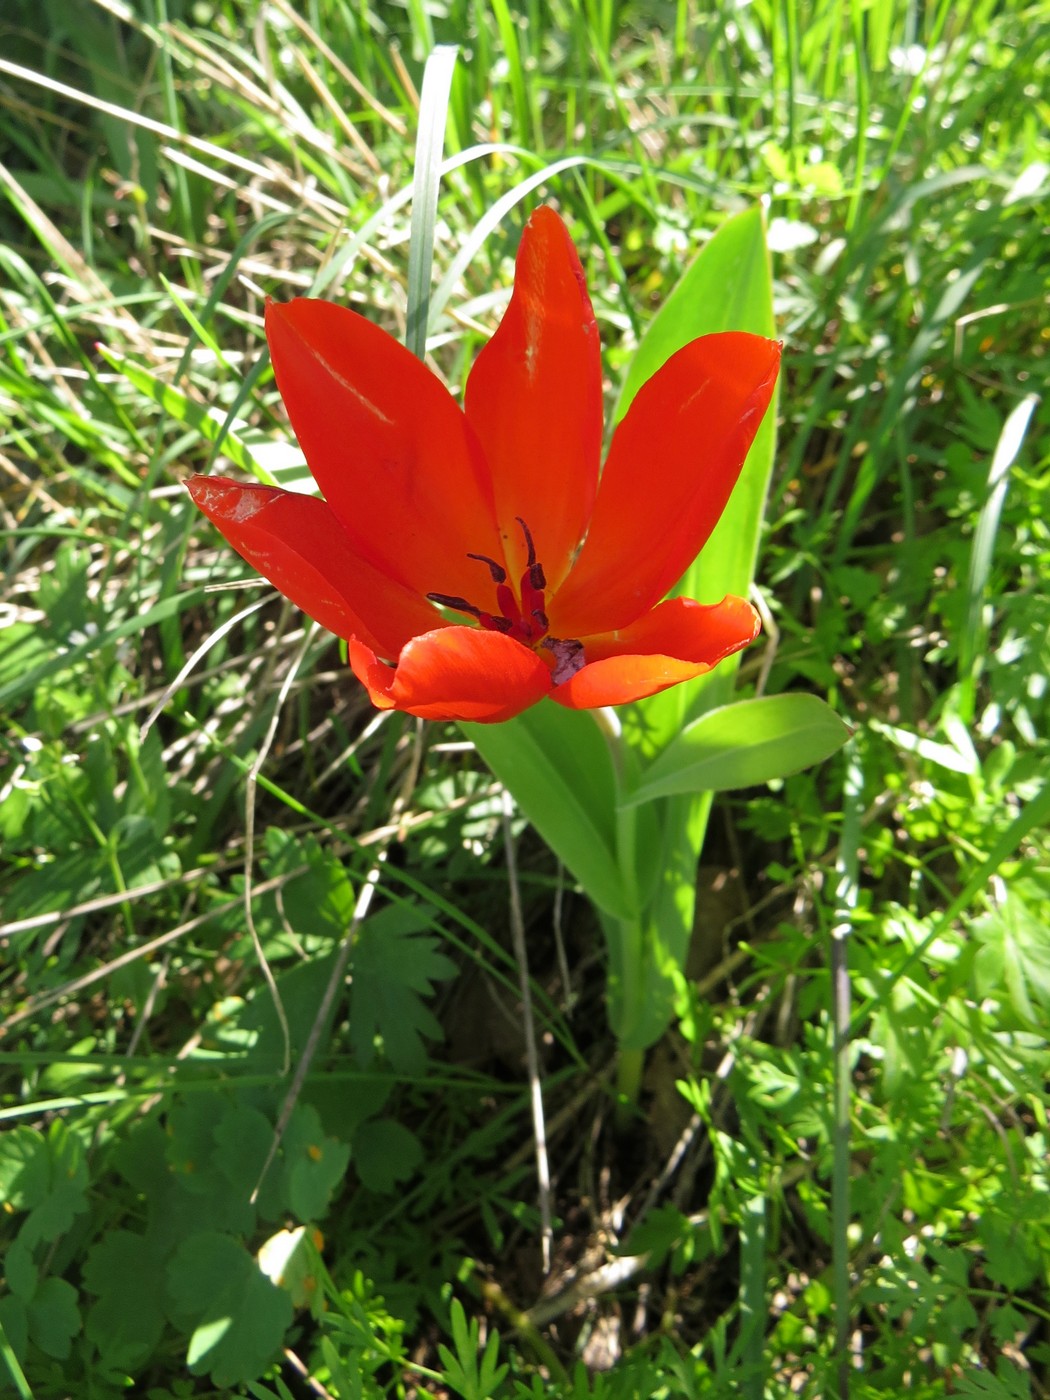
[427,517,550,647]
[427,518,587,684]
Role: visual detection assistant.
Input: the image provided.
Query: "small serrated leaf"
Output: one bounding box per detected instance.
[352,1118,422,1194]
[349,906,455,1075]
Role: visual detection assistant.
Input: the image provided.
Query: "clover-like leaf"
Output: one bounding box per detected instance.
[0,1123,89,1248]
[166,1230,292,1388]
[27,1277,81,1361]
[83,1230,166,1371]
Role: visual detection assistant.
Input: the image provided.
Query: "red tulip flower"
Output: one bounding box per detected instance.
[187,208,780,723]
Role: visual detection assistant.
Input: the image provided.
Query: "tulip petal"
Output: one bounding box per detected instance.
[187,476,439,658]
[550,594,760,709]
[265,300,500,605]
[549,333,780,636]
[348,627,553,723]
[465,207,602,589]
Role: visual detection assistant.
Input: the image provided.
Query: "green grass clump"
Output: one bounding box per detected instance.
[1,1,1048,1396]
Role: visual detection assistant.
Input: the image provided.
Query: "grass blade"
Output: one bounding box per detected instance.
[957,391,1040,720]
[406,45,458,360]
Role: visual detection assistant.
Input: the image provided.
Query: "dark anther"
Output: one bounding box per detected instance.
[465,552,507,585]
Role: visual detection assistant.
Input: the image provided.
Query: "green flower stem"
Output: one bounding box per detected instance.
[593,707,648,1122]
[615,1044,645,1121]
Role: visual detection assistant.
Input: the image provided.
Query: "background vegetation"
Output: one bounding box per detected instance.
[1,0,1047,1396]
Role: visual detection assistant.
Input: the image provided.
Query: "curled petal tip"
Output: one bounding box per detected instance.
[349,628,552,723]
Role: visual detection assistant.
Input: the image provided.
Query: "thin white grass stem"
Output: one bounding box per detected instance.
[0,60,348,219]
[138,595,272,742]
[428,155,591,326]
[406,45,458,360]
[501,788,552,1274]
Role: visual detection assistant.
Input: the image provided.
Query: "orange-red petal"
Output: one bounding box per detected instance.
[265,299,500,604]
[464,207,602,589]
[186,475,439,658]
[550,594,760,709]
[348,627,552,723]
[548,333,780,637]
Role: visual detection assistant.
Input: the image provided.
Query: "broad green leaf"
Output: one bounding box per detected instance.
[262,829,356,944]
[0,1126,50,1211]
[164,1098,260,1236]
[257,1226,326,1317]
[978,1211,1041,1293]
[625,695,850,805]
[464,704,634,921]
[620,205,779,757]
[4,1240,36,1303]
[0,1295,28,1366]
[254,1103,360,1225]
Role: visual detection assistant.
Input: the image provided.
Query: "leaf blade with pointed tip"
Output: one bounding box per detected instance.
[625,694,850,805]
